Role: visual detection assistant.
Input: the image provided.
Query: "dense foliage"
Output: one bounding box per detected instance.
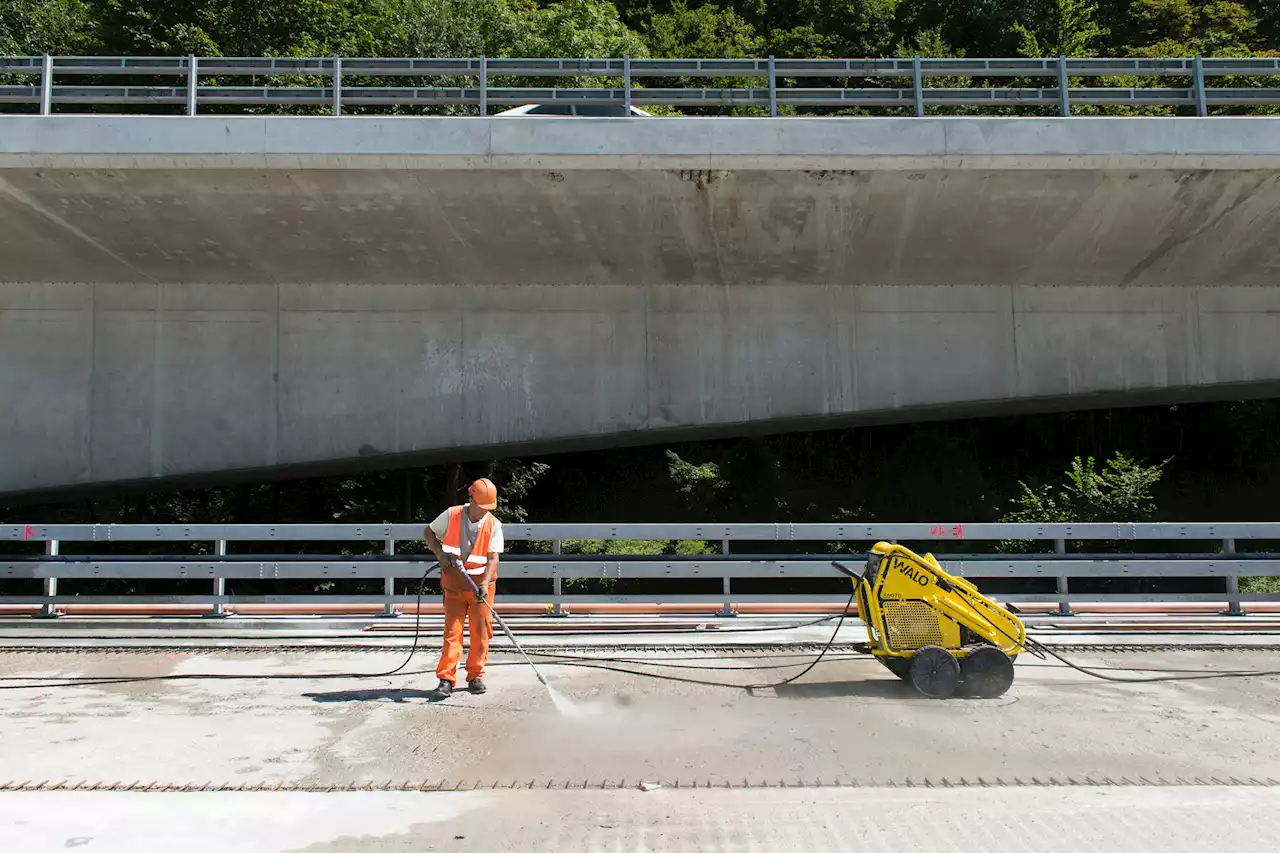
[5,0,1280,67]
[6,400,1280,528]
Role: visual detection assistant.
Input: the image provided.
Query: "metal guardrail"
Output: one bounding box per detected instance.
[4,521,1280,540]
[2,523,1278,618]
[2,55,1279,118]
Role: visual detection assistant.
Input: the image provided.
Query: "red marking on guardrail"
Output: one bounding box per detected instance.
[22,525,35,541]
[929,524,964,539]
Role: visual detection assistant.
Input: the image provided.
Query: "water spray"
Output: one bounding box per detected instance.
[452,558,601,717]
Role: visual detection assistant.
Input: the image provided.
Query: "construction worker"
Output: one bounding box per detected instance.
[423,478,504,701]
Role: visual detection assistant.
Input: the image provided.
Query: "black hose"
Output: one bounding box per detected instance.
[474,589,861,691]
[0,585,856,692]
[1024,637,1280,683]
[5,574,1280,692]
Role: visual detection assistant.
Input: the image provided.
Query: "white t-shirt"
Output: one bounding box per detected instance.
[429,504,504,556]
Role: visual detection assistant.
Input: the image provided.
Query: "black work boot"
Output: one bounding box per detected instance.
[468,679,487,695]
[427,679,453,701]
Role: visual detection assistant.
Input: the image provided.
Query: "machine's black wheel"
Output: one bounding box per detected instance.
[960,646,1015,698]
[908,646,961,699]
[879,656,911,681]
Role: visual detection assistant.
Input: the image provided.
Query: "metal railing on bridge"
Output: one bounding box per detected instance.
[3,55,1280,118]
[2,522,1278,619]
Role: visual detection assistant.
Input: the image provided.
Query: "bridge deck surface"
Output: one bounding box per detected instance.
[1,622,1278,850]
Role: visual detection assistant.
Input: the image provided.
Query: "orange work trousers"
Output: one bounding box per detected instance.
[435,582,496,684]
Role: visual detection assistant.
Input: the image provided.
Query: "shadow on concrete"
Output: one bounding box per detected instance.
[769,679,915,700]
[771,679,1019,704]
[303,688,438,704]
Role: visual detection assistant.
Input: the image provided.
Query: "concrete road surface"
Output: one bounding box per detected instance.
[5,787,1280,852]
[1,642,1279,850]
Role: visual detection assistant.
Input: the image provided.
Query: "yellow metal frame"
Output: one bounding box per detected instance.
[855,542,1026,660]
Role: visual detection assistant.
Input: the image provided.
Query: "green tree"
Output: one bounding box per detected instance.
[1127,0,1198,46]
[900,24,965,58]
[92,0,389,56]
[1012,0,1107,56]
[513,0,647,58]
[0,0,95,54]
[666,450,726,508]
[1256,0,1280,45]
[760,0,899,57]
[644,2,760,57]
[1242,574,1280,594]
[762,24,834,57]
[1199,0,1261,51]
[1002,453,1169,525]
[889,26,976,115]
[1120,0,1260,54]
[639,2,762,114]
[997,452,1169,560]
[893,0,1028,58]
[372,0,526,57]
[484,459,550,524]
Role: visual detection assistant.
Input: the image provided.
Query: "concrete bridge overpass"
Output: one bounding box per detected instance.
[2,115,1280,497]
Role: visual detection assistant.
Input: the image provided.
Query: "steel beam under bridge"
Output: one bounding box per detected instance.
[2,116,1280,497]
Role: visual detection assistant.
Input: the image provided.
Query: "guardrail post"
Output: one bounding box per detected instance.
[332,56,342,116]
[1054,538,1073,616]
[186,55,199,116]
[39,54,53,116]
[551,540,564,617]
[1193,55,1207,116]
[768,55,777,117]
[479,54,487,116]
[1058,55,1070,116]
[720,576,734,617]
[1056,576,1073,616]
[623,55,631,113]
[718,538,735,616]
[383,539,397,617]
[1223,538,1242,616]
[211,540,226,617]
[41,539,59,618]
[912,56,924,117]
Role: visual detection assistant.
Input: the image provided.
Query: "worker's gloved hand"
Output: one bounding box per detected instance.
[475,587,488,604]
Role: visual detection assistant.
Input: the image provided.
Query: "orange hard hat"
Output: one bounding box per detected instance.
[469,478,498,510]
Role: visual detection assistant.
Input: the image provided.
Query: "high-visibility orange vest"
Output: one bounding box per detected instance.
[441,505,494,575]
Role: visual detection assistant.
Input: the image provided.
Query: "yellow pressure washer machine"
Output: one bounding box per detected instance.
[835,542,1026,699]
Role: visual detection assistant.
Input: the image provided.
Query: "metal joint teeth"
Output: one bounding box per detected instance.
[4,775,1280,791]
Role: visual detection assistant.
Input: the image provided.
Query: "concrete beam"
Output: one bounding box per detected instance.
[5,115,1280,171]
[2,116,1279,497]
[3,166,1280,288]
[5,278,1280,497]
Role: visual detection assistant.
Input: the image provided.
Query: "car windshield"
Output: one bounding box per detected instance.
[572,105,630,116]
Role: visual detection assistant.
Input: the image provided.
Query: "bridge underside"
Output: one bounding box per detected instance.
[3,118,1280,497]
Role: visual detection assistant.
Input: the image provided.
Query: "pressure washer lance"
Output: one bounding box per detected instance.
[450,557,586,714]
